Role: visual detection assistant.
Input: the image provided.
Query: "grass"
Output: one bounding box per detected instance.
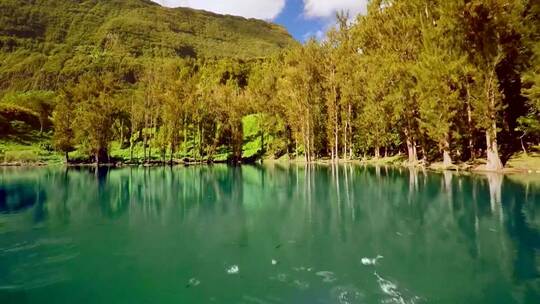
[0,133,63,165]
[2,124,540,172]
[359,154,407,165]
[506,150,540,172]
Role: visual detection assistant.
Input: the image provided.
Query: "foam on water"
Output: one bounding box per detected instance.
[374,272,421,304]
[226,265,239,274]
[361,255,383,266]
[331,285,365,304]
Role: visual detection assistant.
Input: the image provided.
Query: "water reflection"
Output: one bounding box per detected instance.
[0,165,539,303]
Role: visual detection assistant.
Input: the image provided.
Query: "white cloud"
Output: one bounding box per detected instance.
[302,29,325,42]
[153,0,286,20]
[303,0,368,19]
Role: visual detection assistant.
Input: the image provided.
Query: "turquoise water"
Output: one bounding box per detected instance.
[0,165,539,303]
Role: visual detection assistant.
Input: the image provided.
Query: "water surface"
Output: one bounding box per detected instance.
[0,165,539,303]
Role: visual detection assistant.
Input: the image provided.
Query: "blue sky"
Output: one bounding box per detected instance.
[274,0,327,41]
[154,0,368,42]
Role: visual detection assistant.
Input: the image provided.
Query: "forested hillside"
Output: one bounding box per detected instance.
[0,0,295,91]
[1,0,539,170]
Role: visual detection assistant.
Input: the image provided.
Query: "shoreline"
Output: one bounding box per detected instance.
[2,157,540,176]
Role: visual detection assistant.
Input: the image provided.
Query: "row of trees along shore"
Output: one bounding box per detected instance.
[43,0,540,168]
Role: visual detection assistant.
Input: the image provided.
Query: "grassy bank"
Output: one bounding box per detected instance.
[3,132,540,175]
[0,132,62,166]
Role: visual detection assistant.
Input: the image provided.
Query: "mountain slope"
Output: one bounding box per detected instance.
[0,0,295,58]
[0,0,297,91]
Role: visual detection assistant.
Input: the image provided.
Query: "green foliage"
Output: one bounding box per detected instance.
[1,90,56,133]
[1,0,539,168]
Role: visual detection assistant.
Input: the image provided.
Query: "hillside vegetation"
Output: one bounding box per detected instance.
[0,0,296,91]
[1,0,539,171]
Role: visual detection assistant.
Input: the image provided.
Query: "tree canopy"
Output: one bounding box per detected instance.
[1,0,539,169]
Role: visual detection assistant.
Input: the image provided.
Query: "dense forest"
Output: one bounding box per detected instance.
[1,0,540,170]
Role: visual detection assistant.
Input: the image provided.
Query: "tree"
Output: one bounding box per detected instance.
[71,72,123,164]
[415,0,467,167]
[277,41,324,162]
[1,91,56,134]
[246,56,286,157]
[416,50,463,166]
[52,93,75,162]
[352,0,424,162]
[462,0,524,170]
[519,0,540,151]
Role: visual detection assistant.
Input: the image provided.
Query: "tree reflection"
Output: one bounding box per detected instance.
[1,165,538,300]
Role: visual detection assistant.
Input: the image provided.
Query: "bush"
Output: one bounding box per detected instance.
[38,141,54,152]
[3,150,38,163]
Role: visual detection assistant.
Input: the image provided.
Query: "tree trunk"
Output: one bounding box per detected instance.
[148,117,154,162]
[334,112,339,163]
[306,119,312,163]
[485,123,503,171]
[466,83,475,160]
[170,144,174,166]
[467,102,475,160]
[485,63,503,171]
[199,123,204,162]
[413,141,418,162]
[304,136,309,163]
[442,136,452,168]
[233,123,243,164]
[95,147,107,166]
[443,150,452,168]
[405,130,418,164]
[520,134,528,156]
[419,144,426,161]
[143,133,147,163]
[183,118,187,156]
[260,128,265,156]
[65,152,69,164]
[374,146,380,159]
[345,103,352,160]
[343,118,348,160]
[119,120,124,147]
[143,112,149,163]
[129,137,134,162]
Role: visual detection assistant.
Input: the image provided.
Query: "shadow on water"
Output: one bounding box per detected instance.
[0,183,45,214]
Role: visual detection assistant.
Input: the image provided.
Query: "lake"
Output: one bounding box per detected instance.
[0,165,539,304]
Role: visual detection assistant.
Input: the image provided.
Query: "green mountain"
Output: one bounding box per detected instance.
[0,0,297,91]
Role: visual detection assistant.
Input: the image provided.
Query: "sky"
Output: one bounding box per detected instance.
[153,0,368,41]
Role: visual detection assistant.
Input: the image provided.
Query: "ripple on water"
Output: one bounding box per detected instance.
[315,271,337,283]
[9,271,71,290]
[187,278,200,287]
[1,238,73,254]
[293,266,313,272]
[242,295,278,304]
[269,273,289,283]
[1,237,77,291]
[292,279,310,290]
[269,272,310,291]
